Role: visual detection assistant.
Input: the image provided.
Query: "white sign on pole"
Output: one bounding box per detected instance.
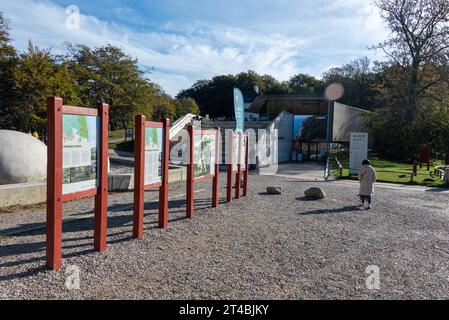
[349,132,368,175]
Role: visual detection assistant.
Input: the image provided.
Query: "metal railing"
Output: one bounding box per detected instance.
[325,156,343,180]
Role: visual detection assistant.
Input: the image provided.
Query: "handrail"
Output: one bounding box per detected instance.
[169,113,197,140]
[325,156,343,180]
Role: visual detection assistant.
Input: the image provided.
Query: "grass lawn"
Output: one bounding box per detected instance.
[109,129,134,151]
[109,129,126,141]
[333,152,446,188]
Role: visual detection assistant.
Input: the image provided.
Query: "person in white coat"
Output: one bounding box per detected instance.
[358,159,377,209]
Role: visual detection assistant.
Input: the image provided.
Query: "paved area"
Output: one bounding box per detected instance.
[1,168,449,299]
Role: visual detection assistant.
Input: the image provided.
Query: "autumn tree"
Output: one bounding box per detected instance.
[374,0,449,120]
[0,12,17,128]
[12,42,80,136]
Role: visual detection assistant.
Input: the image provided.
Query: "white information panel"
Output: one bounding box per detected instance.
[144,127,163,185]
[232,134,239,172]
[240,136,247,169]
[349,132,368,175]
[194,133,216,178]
[62,114,99,195]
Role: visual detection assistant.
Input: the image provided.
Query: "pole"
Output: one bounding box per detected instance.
[159,118,170,229]
[133,115,145,238]
[94,102,109,252]
[243,134,249,196]
[46,97,63,270]
[212,128,220,208]
[186,125,195,218]
[235,133,242,199]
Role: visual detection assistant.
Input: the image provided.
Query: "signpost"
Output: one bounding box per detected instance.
[349,132,368,175]
[227,132,249,202]
[186,125,220,218]
[125,128,134,141]
[46,97,109,270]
[133,116,170,238]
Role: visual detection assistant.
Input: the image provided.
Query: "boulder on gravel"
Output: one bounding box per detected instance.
[266,186,283,195]
[304,187,326,200]
[0,130,47,184]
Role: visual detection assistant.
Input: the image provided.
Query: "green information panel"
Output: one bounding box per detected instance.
[194,133,216,178]
[62,114,99,195]
[144,127,164,185]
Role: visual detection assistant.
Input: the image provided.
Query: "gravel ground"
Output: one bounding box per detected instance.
[1,172,449,300]
[110,162,134,174]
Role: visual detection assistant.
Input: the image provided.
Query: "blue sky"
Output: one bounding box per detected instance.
[1,0,389,96]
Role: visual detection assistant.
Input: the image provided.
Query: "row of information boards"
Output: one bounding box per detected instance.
[46,97,249,270]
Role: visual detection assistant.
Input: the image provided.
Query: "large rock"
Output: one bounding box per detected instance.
[0,130,47,184]
[304,187,326,200]
[267,186,283,195]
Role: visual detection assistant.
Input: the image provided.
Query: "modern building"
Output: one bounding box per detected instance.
[245,95,369,162]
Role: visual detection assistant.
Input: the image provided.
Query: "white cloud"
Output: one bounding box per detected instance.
[2,0,389,96]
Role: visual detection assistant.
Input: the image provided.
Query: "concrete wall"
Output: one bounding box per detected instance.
[332,102,369,142]
[0,182,46,207]
[0,166,187,209]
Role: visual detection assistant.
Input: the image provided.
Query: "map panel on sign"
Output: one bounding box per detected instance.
[62,114,99,195]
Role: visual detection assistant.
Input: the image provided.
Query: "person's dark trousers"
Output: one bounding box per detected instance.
[360,195,372,205]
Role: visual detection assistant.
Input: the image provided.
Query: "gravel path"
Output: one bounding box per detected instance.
[1,172,449,299]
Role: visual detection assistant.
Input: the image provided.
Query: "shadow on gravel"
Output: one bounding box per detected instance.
[0,196,218,281]
[299,205,361,216]
[0,198,212,238]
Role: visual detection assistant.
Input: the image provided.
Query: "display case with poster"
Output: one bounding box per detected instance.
[144,126,163,185]
[133,116,170,237]
[62,114,100,195]
[227,132,249,202]
[194,132,216,179]
[186,126,221,219]
[46,97,109,271]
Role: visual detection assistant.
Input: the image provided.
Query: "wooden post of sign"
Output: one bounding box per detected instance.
[46,97,63,270]
[94,102,109,252]
[226,131,233,203]
[235,133,242,199]
[212,128,220,208]
[133,115,145,239]
[186,125,195,218]
[159,118,170,229]
[243,134,249,197]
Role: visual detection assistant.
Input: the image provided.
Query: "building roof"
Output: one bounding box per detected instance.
[246,95,325,113]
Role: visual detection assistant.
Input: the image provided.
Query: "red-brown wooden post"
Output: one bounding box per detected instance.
[159,118,170,229]
[46,97,63,270]
[133,115,145,238]
[226,131,233,203]
[186,125,195,218]
[212,128,220,208]
[243,134,249,197]
[94,102,109,252]
[235,133,242,199]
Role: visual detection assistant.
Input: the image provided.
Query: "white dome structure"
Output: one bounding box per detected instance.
[0,130,47,184]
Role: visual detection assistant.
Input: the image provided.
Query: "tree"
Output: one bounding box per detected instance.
[177,75,237,118]
[12,42,80,136]
[66,44,162,130]
[0,12,18,128]
[152,94,176,121]
[374,0,449,120]
[174,97,199,119]
[322,57,381,110]
[288,73,324,96]
[261,75,291,95]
